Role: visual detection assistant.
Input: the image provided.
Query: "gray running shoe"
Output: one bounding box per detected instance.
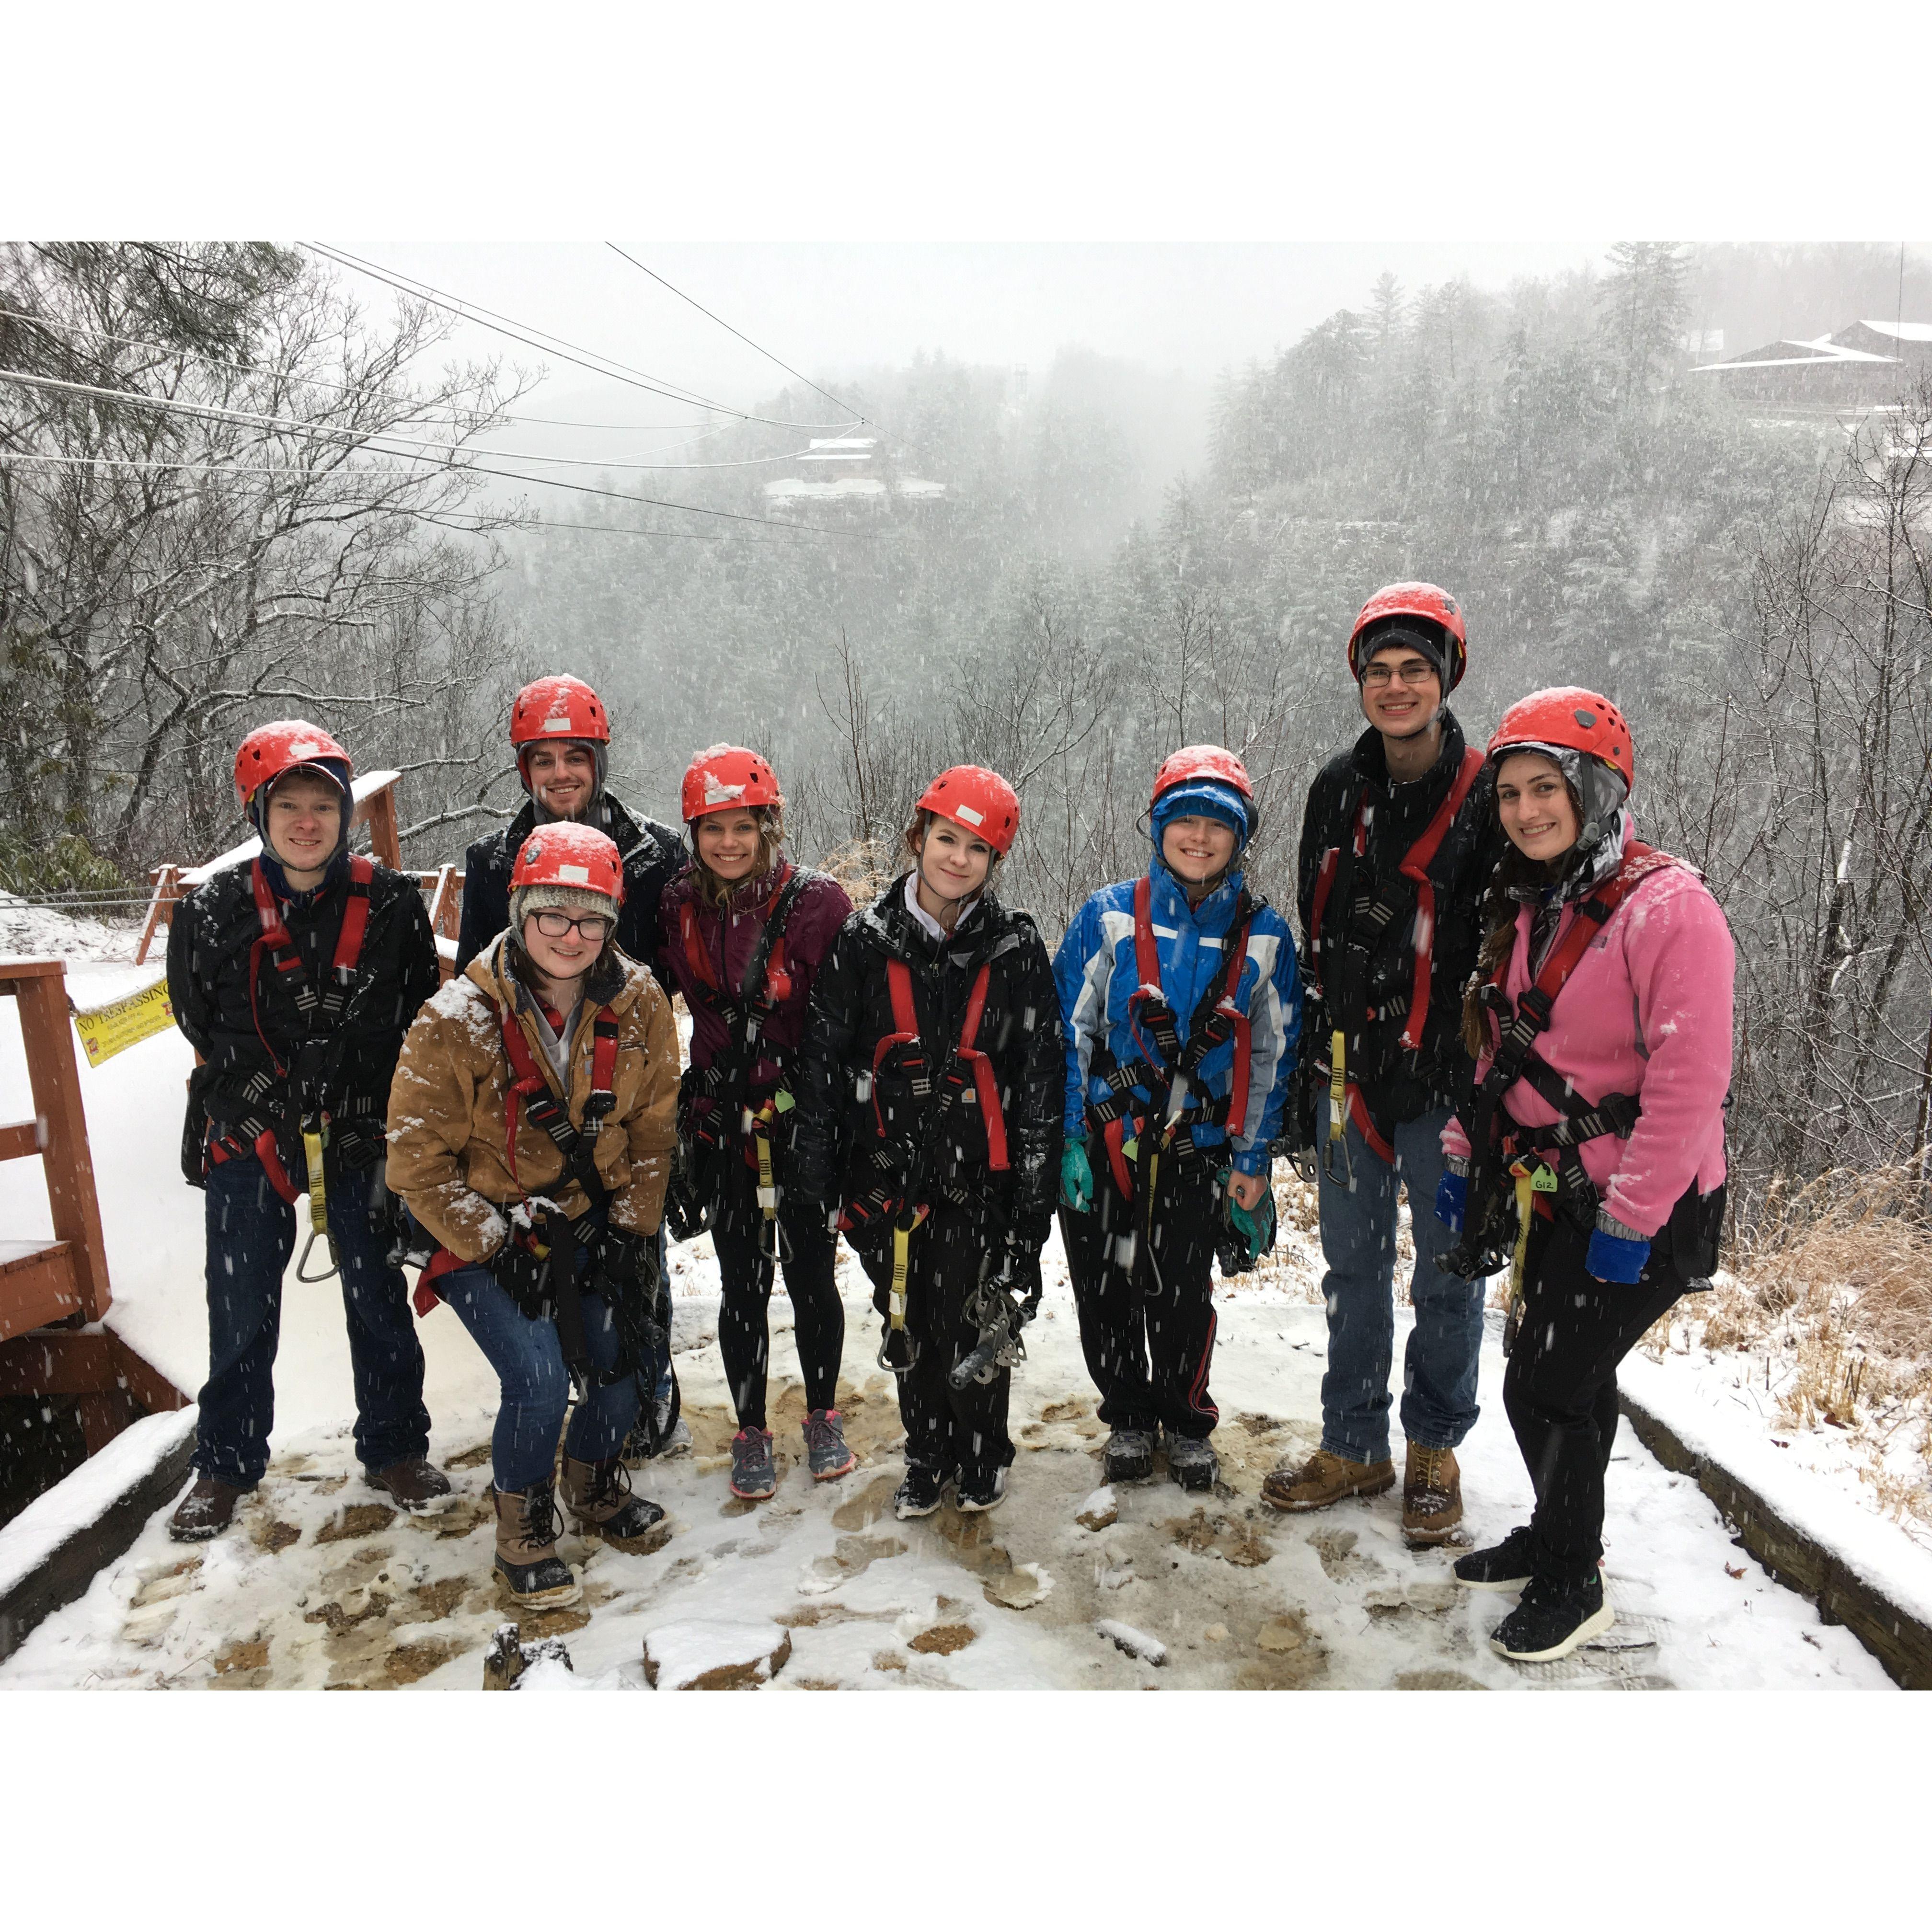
[729,1426,777,1500]
[1165,1433,1219,1492]
[802,1408,856,1482]
[1104,1427,1156,1484]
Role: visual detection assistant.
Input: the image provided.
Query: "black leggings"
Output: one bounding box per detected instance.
[709,1150,844,1429]
[1504,1211,1687,1583]
[856,1201,1013,1484]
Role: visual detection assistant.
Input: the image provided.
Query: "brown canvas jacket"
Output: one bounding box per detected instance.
[386,935,678,1263]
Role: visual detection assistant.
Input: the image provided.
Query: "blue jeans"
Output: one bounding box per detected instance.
[194,1152,430,1488]
[1316,1100,1484,1463]
[436,1265,639,1492]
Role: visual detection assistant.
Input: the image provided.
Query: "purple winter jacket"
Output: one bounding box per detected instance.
[654,860,853,1114]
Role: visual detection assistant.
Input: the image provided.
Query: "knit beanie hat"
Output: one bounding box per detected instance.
[511,881,618,930]
[1355,619,1449,688]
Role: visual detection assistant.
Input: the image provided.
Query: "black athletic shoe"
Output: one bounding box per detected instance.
[1165,1434,1219,1492]
[1104,1427,1155,1484]
[894,1463,948,1519]
[1490,1570,1614,1662]
[1453,1525,1539,1592]
[955,1466,1008,1513]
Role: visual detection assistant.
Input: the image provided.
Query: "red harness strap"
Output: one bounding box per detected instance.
[1124,874,1254,1133]
[237,852,375,1203]
[1397,746,1484,1052]
[877,957,1009,1172]
[1307,747,1482,1030]
[680,864,798,1010]
[498,1001,620,1192]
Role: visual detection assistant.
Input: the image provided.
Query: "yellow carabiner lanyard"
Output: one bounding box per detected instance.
[1506,1157,1558,1307]
[1327,1028,1348,1142]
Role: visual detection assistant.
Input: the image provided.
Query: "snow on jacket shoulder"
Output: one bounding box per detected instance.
[654,861,852,1103]
[1441,844,1733,1237]
[1054,861,1301,1177]
[386,936,678,1263]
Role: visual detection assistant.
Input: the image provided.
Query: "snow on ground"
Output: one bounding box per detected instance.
[0,905,1901,1689]
[0,1230,1893,1691]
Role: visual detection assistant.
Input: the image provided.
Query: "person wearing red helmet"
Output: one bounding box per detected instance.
[1433,688,1733,1660]
[790,765,1063,1518]
[387,821,681,1609]
[1264,582,1506,1542]
[653,746,855,1500]
[454,672,690,1461]
[1054,747,1303,1493]
[165,721,448,1543]
[454,673,687,981]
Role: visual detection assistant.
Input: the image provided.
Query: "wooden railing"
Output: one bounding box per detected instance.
[0,958,185,1453]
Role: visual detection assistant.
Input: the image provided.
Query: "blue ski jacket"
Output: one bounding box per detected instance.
[1054,857,1302,1177]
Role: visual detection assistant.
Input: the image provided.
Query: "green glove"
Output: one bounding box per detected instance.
[1060,1141,1094,1213]
[1228,1198,1265,1267]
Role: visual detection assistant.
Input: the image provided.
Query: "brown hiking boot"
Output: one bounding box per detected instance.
[492,1484,582,1609]
[1401,1442,1463,1545]
[168,1475,247,1542]
[560,1455,669,1554]
[366,1455,457,1515]
[1260,1447,1396,1513]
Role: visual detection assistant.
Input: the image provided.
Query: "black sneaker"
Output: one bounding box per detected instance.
[1490,1570,1614,1662]
[955,1466,1008,1513]
[1104,1427,1155,1484]
[894,1463,949,1519]
[1453,1526,1538,1592]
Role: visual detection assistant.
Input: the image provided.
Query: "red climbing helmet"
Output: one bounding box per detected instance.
[915,766,1021,856]
[1347,582,1468,690]
[1488,686,1634,794]
[510,821,626,904]
[1150,745,1254,810]
[681,745,784,823]
[233,720,353,808]
[510,674,611,748]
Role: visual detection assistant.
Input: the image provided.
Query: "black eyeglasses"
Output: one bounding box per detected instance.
[528,911,613,941]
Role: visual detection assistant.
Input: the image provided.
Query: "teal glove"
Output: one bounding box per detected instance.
[1229,1198,1265,1267]
[1060,1141,1094,1213]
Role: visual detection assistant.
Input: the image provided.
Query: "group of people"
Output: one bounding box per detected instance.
[162,578,1735,1666]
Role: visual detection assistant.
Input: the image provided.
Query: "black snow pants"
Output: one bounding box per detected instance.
[709,1148,844,1430]
[1060,1146,1222,1441]
[1504,1209,1689,1583]
[858,1201,1013,1485]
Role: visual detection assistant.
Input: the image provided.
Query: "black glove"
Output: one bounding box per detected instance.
[595,1227,662,1305]
[1003,1225,1046,1320]
[489,1230,552,1314]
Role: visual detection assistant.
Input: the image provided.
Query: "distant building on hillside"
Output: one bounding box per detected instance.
[763,435,946,508]
[1689,320,1932,413]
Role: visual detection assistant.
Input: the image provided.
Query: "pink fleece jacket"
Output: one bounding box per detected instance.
[1442,843,1734,1236]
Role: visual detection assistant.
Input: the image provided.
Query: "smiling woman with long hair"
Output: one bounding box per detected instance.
[1435,687,1734,1662]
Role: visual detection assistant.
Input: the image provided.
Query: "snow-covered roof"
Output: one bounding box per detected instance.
[897,477,946,497]
[1692,338,1899,373]
[762,476,888,502]
[799,450,874,463]
[806,437,875,451]
[1859,319,1932,343]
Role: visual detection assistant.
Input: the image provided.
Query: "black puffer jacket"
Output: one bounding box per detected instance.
[1295,713,1506,1138]
[789,875,1064,1246]
[455,792,687,976]
[168,856,439,1186]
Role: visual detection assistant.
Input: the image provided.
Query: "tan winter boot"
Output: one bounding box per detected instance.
[492,1484,582,1610]
[560,1455,670,1554]
[1260,1447,1396,1513]
[1401,1442,1464,1546]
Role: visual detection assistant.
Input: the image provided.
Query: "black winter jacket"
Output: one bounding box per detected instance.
[168,856,439,1186]
[788,876,1064,1247]
[1296,713,1506,1138]
[455,793,687,976]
